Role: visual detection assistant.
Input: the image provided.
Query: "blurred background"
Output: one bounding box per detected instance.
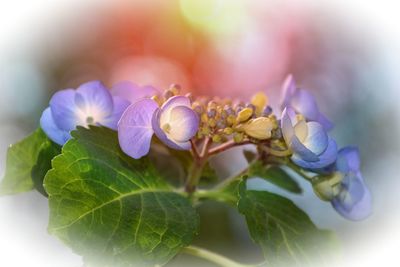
[0,0,399,266]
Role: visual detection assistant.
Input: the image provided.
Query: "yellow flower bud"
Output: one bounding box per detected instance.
[243,117,275,140]
[223,127,234,135]
[233,132,244,143]
[151,95,162,106]
[201,113,208,123]
[226,115,236,126]
[208,118,217,128]
[251,92,268,114]
[212,135,222,143]
[237,108,253,122]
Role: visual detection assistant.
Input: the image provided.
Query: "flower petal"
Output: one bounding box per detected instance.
[280,74,296,108]
[291,136,319,162]
[49,89,80,131]
[281,107,296,144]
[40,107,71,145]
[75,81,114,120]
[332,172,372,221]
[294,119,308,142]
[302,122,328,155]
[292,137,337,169]
[118,99,158,159]
[317,112,334,131]
[152,109,191,150]
[336,146,361,173]
[167,106,199,142]
[101,96,130,130]
[291,89,320,121]
[159,96,192,126]
[111,81,158,103]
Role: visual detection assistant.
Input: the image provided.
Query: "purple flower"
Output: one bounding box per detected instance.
[40,81,130,145]
[331,147,372,221]
[111,81,158,103]
[118,96,199,159]
[281,74,333,131]
[281,107,337,169]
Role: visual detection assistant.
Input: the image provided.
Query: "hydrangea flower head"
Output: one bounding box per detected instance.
[40,81,130,145]
[281,74,333,131]
[118,95,199,159]
[281,107,337,169]
[331,147,372,221]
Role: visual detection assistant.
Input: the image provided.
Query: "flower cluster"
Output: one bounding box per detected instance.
[40,75,371,220]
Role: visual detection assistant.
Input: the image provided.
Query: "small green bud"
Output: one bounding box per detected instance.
[233,132,244,143]
[312,172,344,201]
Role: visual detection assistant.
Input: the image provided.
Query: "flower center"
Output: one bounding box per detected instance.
[162,123,171,133]
[86,116,95,125]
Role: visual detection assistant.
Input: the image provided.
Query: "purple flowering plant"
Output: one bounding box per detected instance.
[0,76,371,267]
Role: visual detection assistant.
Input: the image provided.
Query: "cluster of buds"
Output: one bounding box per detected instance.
[191,92,279,144]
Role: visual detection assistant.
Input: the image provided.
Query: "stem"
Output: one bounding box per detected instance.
[190,139,200,161]
[185,138,212,194]
[208,139,252,156]
[266,156,314,180]
[213,167,249,190]
[261,146,291,157]
[194,189,237,204]
[185,159,207,194]
[181,246,257,267]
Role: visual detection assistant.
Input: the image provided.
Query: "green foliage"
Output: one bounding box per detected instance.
[44,126,199,267]
[238,181,338,267]
[247,161,302,194]
[0,128,59,195]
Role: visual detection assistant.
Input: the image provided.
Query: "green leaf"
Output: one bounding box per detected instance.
[44,126,199,267]
[238,181,338,267]
[247,161,302,194]
[0,128,59,195]
[31,139,61,196]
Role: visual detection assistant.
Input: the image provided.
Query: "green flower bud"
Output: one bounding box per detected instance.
[312,172,344,201]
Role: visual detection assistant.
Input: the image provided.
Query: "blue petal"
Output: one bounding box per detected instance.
[336,146,361,173]
[111,81,158,103]
[291,136,319,162]
[280,107,296,144]
[317,112,334,131]
[40,107,71,145]
[49,89,80,131]
[165,106,199,142]
[101,96,130,130]
[302,122,328,155]
[152,108,191,150]
[331,172,372,221]
[118,99,158,159]
[291,89,319,121]
[280,74,297,108]
[75,81,114,118]
[292,137,337,169]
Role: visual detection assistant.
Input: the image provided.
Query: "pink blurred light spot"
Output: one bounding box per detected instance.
[110,56,191,91]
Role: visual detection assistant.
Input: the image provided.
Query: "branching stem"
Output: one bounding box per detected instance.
[181,246,258,267]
